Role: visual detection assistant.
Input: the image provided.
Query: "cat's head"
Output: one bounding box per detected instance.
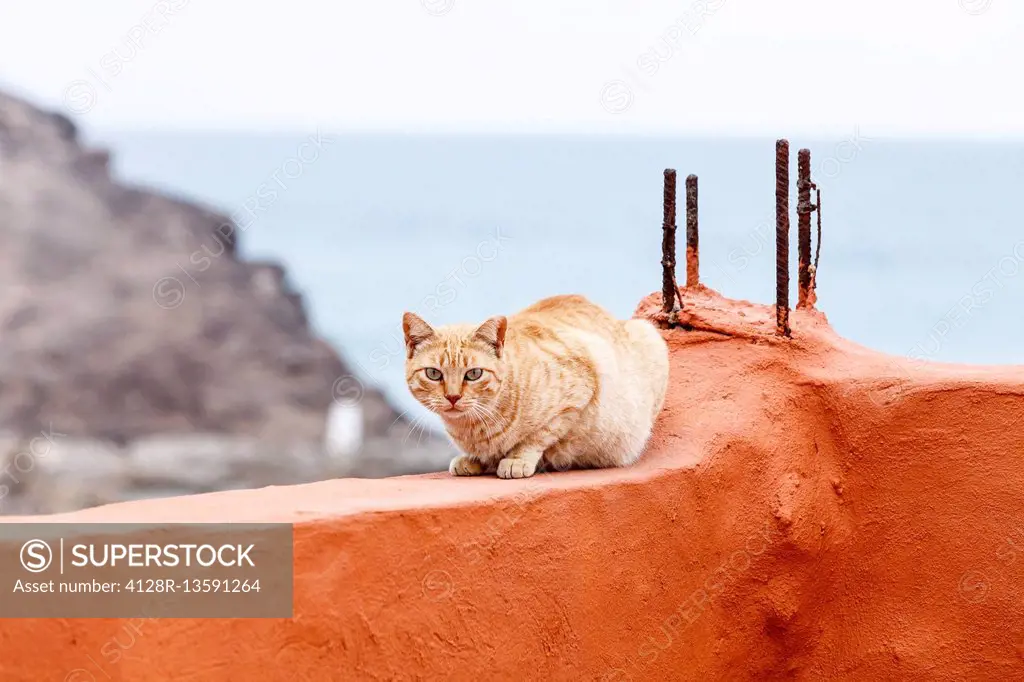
[402,312,507,420]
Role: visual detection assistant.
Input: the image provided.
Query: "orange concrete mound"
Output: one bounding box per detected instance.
[4,290,1024,681]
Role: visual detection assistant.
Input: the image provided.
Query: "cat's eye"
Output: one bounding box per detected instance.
[424,368,443,381]
[464,368,483,381]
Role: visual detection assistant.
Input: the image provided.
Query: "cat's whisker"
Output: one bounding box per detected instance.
[480,405,509,434]
[465,402,489,424]
[387,407,414,435]
[469,398,500,420]
[414,412,436,446]
[403,413,430,447]
[468,402,505,435]
[468,408,497,436]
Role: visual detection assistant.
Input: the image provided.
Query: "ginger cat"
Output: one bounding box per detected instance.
[402,295,669,479]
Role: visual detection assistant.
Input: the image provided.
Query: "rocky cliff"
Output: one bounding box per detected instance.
[0,90,343,442]
[0,90,451,513]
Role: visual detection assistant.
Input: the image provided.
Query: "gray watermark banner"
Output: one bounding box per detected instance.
[0,523,293,618]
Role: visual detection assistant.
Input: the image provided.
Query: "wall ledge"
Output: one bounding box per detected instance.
[4,290,1024,681]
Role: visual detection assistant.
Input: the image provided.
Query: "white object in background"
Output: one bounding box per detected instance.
[325,401,364,462]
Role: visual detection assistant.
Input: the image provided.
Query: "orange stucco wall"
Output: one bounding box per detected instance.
[3,290,1024,681]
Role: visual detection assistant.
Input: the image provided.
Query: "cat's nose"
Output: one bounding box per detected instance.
[445,394,461,406]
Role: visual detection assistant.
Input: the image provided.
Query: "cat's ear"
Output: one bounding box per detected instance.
[402,312,435,358]
[473,316,507,358]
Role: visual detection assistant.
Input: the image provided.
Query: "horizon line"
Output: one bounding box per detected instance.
[83,123,1024,143]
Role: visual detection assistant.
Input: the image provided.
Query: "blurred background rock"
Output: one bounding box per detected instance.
[0,91,452,515]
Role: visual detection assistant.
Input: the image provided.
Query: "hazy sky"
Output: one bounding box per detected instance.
[0,0,1020,135]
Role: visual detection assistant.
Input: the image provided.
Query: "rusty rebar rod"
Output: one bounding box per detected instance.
[775,139,791,337]
[796,148,812,308]
[685,174,699,287]
[661,169,679,313]
[814,186,822,272]
[805,184,823,308]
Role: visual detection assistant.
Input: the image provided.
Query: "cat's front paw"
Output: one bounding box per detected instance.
[449,455,485,476]
[496,457,537,479]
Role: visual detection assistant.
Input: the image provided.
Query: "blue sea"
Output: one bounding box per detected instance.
[91,130,1024,418]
